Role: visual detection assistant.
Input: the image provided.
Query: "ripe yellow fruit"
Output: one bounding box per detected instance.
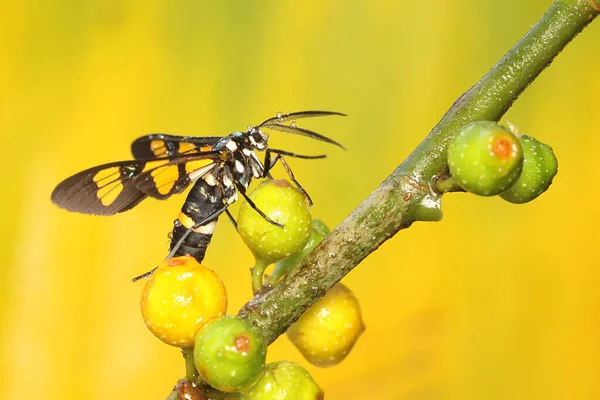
[140,256,227,348]
[287,283,364,367]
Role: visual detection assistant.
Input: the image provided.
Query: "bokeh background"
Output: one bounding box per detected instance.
[2,1,599,399]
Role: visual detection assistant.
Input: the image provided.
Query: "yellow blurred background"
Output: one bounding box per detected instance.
[2,1,599,399]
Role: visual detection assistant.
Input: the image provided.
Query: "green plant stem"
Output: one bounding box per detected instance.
[237,0,598,345]
[251,259,269,294]
[165,1,597,397]
[182,348,197,382]
[435,176,465,193]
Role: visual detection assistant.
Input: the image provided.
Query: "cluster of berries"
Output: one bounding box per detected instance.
[445,121,558,202]
[141,180,364,399]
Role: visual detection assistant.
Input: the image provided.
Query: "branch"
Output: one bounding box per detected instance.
[238,0,598,344]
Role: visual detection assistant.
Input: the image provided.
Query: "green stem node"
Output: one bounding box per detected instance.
[434,176,465,194]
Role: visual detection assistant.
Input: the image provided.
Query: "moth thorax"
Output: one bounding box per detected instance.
[248,128,268,150]
[225,140,238,152]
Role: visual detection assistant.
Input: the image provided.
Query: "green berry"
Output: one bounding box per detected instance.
[241,361,323,400]
[194,316,266,393]
[500,135,558,204]
[238,180,312,265]
[287,283,365,367]
[448,121,523,196]
[266,219,330,285]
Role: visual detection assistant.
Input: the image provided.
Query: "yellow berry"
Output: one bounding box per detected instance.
[287,283,365,367]
[140,256,227,348]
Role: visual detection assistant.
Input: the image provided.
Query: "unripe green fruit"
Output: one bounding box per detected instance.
[238,180,312,265]
[448,121,523,196]
[267,219,330,285]
[194,316,266,393]
[287,283,365,367]
[500,135,558,204]
[241,361,323,400]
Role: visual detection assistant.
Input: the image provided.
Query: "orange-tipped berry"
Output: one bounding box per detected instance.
[140,256,227,348]
[194,316,267,393]
[448,121,523,196]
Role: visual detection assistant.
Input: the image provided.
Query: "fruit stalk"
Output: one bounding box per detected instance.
[237,0,599,345]
[182,349,198,382]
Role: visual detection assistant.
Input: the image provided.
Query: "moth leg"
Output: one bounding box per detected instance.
[263,148,325,206]
[225,208,238,231]
[235,181,284,228]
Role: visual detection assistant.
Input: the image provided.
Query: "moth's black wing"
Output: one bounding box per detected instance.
[51,153,219,216]
[131,134,222,159]
[132,155,218,200]
[52,160,150,216]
